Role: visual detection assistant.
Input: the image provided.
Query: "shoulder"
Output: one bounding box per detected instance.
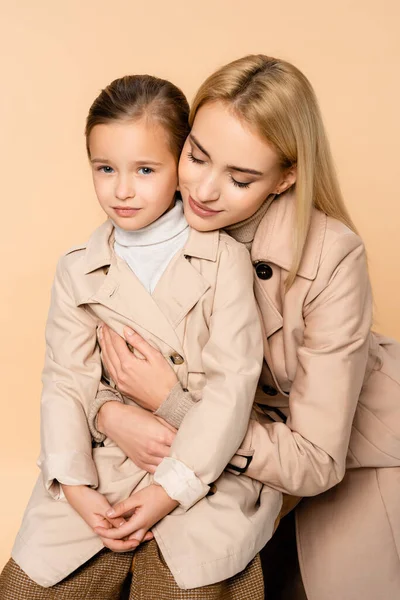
[320,214,365,269]
[56,239,89,277]
[216,231,253,282]
[305,212,370,302]
[184,227,250,265]
[56,220,112,276]
[218,230,251,260]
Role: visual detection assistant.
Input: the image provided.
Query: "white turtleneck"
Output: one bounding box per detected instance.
[113,200,189,294]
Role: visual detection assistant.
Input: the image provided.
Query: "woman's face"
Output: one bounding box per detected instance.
[179,101,296,231]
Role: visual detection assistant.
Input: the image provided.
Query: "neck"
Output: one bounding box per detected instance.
[113,200,188,247]
[225,195,276,250]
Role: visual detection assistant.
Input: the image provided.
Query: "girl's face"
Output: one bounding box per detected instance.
[179,101,296,231]
[89,119,178,231]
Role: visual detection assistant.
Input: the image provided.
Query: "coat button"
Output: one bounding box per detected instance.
[207,483,217,496]
[262,384,278,396]
[255,262,273,280]
[170,352,184,365]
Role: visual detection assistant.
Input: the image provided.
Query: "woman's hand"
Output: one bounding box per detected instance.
[99,325,178,411]
[97,401,176,473]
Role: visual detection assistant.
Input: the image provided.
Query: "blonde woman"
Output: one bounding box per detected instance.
[90,55,400,600]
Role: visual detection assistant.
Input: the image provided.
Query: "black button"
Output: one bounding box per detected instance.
[170,352,184,365]
[262,384,278,396]
[255,262,272,280]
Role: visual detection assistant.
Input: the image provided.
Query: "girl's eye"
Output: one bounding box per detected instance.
[230,176,251,189]
[187,151,205,165]
[138,167,154,175]
[98,165,114,174]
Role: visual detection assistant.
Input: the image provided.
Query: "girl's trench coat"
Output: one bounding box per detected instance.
[236,192,400,600]
[12,222,282,589]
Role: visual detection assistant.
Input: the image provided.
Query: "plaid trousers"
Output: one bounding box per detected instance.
[0,541,264,600]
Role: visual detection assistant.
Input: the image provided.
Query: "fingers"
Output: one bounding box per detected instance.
[98,327,118,382]
[124,328,158,362]
[102,326,124,376]
[147,441,172,460]
[106,516,126,529]
[95,518,141,540]
[127,528,148,543]
[138,462,158,474]
[107,327,135,362]
[163,428,176,446]
[106,497,137,519]
[154,416,177,436]
[100,537,140,552]
[143,531,154,542]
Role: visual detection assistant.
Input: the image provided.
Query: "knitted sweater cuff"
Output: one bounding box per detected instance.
[154,382,197,429]
[88,388,124,443]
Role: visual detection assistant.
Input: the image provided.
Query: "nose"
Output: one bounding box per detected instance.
[115,175,135,201]
[195,172,220,203]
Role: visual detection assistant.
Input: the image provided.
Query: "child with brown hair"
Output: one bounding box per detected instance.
[0,73,281,599]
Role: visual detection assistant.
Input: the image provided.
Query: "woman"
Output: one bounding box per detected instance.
[92,55,400,600]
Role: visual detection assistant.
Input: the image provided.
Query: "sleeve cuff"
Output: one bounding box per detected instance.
[38,452,99,499]
[154,383,197,429]
[87,388,124,442]
[153,457,209,510]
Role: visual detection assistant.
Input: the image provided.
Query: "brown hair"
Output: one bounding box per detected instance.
[86,74,190,160]
[191,55,358,288]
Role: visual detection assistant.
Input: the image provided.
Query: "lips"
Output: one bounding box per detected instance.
[113,207,141,217]
[188,195,222,218]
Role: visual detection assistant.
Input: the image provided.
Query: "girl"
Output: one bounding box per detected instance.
[0,74,285,599]
[93,56,400,600]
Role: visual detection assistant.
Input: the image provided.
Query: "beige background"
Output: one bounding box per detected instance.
[1,0,399,569]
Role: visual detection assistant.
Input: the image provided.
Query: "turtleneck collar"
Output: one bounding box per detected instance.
[113,200,188,247]
[225,194,276,250]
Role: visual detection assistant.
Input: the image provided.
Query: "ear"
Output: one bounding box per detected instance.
[276,165,297,195]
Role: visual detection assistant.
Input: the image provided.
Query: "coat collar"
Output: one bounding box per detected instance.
[73,220,217,355]
[82,220,218,275]
[252,191,327,280]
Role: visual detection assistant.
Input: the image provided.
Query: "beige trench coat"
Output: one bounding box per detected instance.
[12,221,282,589]
[239,192,400,599]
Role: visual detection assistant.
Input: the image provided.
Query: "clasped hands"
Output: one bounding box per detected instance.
[62,483,178,553]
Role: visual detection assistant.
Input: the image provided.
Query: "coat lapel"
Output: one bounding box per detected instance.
[71,221,217,356]
[89,256,185,354]
[251,191,327,338]
[251,192,326,393]
[152,229,217,329]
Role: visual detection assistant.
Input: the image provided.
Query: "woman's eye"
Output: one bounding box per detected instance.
[138,167,154,175]
[231,176,251,189]
[187,151,205,165]
[98,165,114,174]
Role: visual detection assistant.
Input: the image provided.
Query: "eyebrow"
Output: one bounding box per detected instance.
[189,134,264,177]
[90,158,163,166]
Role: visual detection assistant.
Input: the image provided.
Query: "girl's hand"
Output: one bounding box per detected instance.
[97,402,176,473]
[98,325,178,411]
[94,484,178,543]
[61,484,153,551]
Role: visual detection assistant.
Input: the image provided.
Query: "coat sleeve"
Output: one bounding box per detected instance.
[38,257,101,499]
[154,240,263,510]
[243,236,372,496]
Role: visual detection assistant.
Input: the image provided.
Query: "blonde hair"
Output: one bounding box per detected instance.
[190,55,357,288]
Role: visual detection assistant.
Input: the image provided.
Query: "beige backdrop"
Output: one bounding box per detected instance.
[1,0,399,570]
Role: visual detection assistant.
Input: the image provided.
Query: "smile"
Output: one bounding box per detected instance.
[188,196,222,218]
